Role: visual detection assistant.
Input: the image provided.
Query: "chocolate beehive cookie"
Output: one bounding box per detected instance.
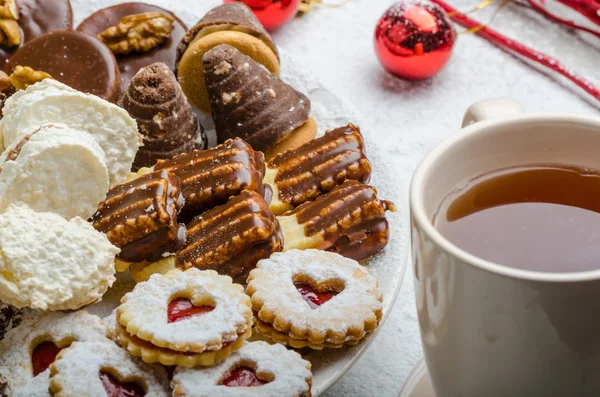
[278,180,396,261]
[121,62,207,170]
[176,190,283,283]
[266,124,373,214]
[176,3,280,114]
[77,2,187,88]
[154,138,268,218]
[203,44,316,154]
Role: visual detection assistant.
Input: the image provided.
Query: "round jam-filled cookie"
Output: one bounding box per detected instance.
[0,0,73,64]
[116,268,253,367]
[172,341,313,397]
[176,3,280,114]
[246,249,383,350]
[77,2,187,89]
[0,311,108,396]
[5,30,122,102]
[49,341,170,397]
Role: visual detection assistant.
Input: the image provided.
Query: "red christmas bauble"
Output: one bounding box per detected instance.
[224,0,301,31]
[374,0,456,80]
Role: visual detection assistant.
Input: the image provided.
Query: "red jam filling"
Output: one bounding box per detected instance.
[32,341,62,376]
[99,372,145,397]
[167,298,214,323]
[295,283,339,310]
[222,366,268,387]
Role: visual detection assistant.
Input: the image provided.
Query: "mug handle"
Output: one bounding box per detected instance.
[462,98,525,128]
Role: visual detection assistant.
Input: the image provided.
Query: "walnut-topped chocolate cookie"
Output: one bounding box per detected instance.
[77,2,187,89]
[121,62,207,170]
[176,3,280,114]
[203,44,316,154]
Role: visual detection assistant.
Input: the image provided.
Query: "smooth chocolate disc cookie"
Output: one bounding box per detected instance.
[0,0,73,65]
[77,2,187,88]
[5,30,122,102]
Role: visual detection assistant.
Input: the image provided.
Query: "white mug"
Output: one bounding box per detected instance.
[410,98,600,397]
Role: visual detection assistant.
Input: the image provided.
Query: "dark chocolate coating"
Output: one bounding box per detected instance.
[77,2,187,89]
[5,30,122,102]
[121,62,207,170]
[176,2,278,69]
[0,0,73,65]
[203,44,310,153]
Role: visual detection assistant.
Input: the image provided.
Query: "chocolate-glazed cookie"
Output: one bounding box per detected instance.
[0,0,73,65]
[5,30,122,102]
[77,2,186,89]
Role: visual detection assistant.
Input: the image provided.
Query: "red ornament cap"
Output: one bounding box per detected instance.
[375,0,456,80]
[224,0,301,31]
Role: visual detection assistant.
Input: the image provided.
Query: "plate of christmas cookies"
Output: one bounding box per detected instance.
[0,1,409,396]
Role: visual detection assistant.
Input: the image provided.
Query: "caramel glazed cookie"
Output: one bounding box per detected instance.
[116,268,253,367]
[247,249,383,350]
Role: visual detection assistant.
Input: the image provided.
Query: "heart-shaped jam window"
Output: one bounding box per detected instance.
[222,366,270,387]
[100,371,145,397]
[32,341,62,376]
[168,298,214,323]
[295,283,339,309]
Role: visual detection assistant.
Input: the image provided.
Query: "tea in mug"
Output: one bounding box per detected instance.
[434,165,600,273]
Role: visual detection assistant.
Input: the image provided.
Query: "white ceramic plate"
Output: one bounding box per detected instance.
[75,1,410,395]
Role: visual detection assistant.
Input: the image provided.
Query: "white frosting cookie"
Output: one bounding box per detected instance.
[49,341,170,397]
[0,80,140,185]
[0,124,109,219]
[172,341,312,397]
[0,311,108,397]
[0,204,119,310]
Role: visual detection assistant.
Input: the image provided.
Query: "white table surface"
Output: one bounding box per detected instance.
[79,1,599,395]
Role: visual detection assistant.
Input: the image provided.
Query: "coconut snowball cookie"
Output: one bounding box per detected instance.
[172,341,312,397]
[0,311,108,397]
[116,268,253,367]
[0,123,109,219]
[246,249,383,350]
[0,204,119,311]
[0,79,140,185]
[49,341,170,397]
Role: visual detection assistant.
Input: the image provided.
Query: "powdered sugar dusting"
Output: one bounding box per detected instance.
[172,341,312,397]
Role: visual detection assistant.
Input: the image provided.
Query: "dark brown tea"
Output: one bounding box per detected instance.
[434,165,600,273]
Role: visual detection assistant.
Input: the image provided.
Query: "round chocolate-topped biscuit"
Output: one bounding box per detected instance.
[5,30,122,102]
[77,2,187,88]
[0,0,73,64]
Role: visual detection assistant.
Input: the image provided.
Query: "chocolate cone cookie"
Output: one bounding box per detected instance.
[121,62,207,170]
[203,44,314,153]
[176,3,280,114]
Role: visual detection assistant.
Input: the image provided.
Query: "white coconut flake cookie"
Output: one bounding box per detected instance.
[0,123,109,219]
[0,79,140,185]
[246,249,383,349]
[116,268,253,367]
[49,341,170,397]
[0,204,119,311]
[0,311,108,397]
[172,341,313,397]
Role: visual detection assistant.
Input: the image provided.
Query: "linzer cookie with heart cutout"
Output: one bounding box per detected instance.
[176,3,280,114]
[91,170,186,266]
[5,30,123,102]
[266,124,373,215]
[246,249,383,350]
[116,268,253,367]
[278,180,396,261]
[49,341,170,396]
[0,311,108,396]
[203,44,316,154]
[77,2,187,89]
[0,0,73,64]
[154,138,268,218]
[120,62,207,170]
[172,341,313,397]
